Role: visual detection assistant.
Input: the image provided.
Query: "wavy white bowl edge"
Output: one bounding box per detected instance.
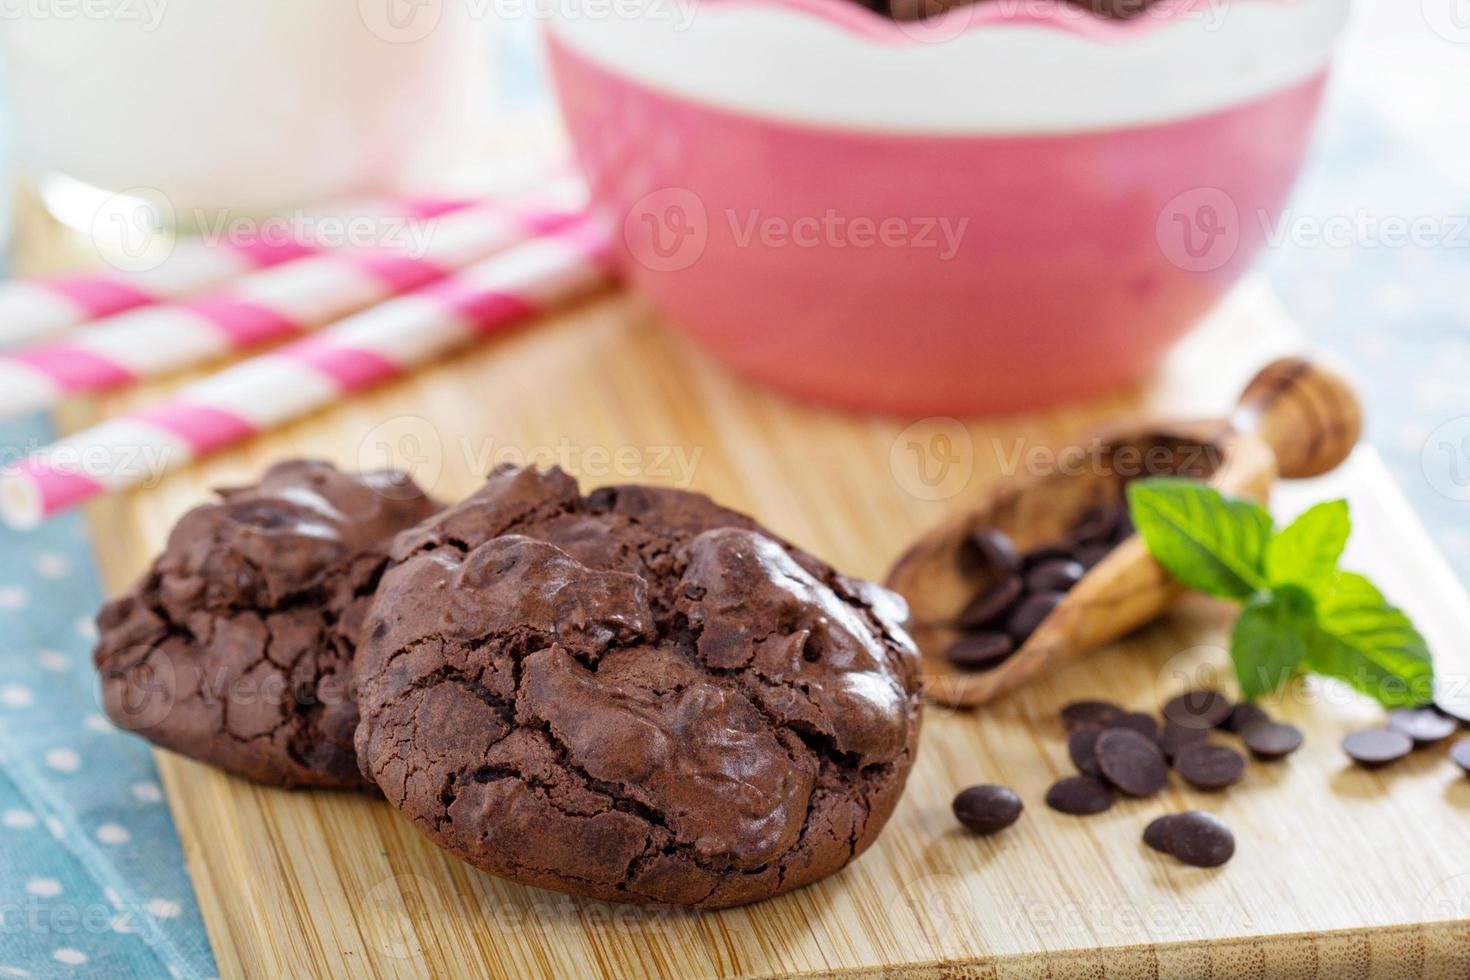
[546,0,1352,134]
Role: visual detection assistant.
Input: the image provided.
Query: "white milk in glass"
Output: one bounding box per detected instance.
[0,0,490,219]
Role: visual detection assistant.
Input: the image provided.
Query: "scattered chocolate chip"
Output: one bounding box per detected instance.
[1005,591,1064,644]
[1451,739,1470,775]
[1222,701,1271,734]
[1174,743,1246,791]
[1061,700,1125,732]
[1161,811,1235,867]
[1095,728,1168,797]
[1024,558,1085,594]
[1241,722,1304,760]
[952,784,1024,835]
[1045,775,1115,815]
[1343,728,1413,768]
[956,576,1023,629]
[1142,815,1173,853]
[943,631,1014,672]
[1162,689,1234,731]
[1115,711,1161,743]
[1073,541,1114,569]
[1387,707,1458,747]
[966,527,1021,576]
[1160,720,1210,762]
[1068,728,1104,778]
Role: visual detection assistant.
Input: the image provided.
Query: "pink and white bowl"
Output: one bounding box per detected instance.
[545,0,1350,414]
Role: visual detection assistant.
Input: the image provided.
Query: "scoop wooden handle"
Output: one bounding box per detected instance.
[1230,356,1363,479]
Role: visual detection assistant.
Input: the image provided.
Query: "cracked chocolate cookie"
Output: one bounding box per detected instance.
[355,465,923,907]
[94,459,441,790]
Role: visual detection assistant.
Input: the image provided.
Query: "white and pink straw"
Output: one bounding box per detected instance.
[0,180,586,418]
[0,193,477,349]
[0,217,614,529]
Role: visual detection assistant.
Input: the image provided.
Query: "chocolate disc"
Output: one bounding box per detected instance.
[1045,775,1115,816]
[1387,707,1458,746]
[1174,743,1246,791]
[1222,701,1271,734]
[1342,728,1413,768]
[1005,591,1064,644]
[944,631,1014,672]
[1142,815,1175,853]
[1068,727,1104,778]
[956,576,1024,630]
[1241,722,1304,760]
[952,784,1024,835]
[1160,720,1210,762]
[1162,689,1234,731]
[1024,558,1085,594]
[1061,700,1125,732]
[1162,811,1235,867]
[1095,728,1168,797]
[1115,711,1161,744]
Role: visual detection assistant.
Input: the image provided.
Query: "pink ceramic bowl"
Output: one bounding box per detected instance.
[545,0,1349,414]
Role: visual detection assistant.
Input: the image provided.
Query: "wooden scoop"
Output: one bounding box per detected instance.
[886,356,1363,708]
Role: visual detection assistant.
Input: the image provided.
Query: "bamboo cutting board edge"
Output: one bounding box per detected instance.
[79,281,1470,978]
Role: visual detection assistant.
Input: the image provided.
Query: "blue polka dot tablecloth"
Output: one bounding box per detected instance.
[0,416,216,980]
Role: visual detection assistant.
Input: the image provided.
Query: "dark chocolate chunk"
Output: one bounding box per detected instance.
[1174,743,1246,791]
[1160,720,1210,762]
[1061,700,1125,732]
[1162,689,1234,731]
[1342,728,1413,768]
[1024,558,1085,594]
[1045,775,1115,815]
[1005,591,1064,644]
[952,784,1023,835]
[1222,701,1271,734]
[1162,811,1235,867]
[944,631,1014,672]
[1021,545,1075,571]
[1115,711,1161,743]
[1142,815,1174,853]
[956,576,1023,629]
[1386,707,1458,747]
[1095,728,1168,797]
[1068,727,1103,778]
[1073,541,1114,569]
[966,527,1020,576]
[1241,722,1303,760]
[1451,739,1470,775]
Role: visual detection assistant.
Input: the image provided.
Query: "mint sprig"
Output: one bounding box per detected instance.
[1126,478,1433,707]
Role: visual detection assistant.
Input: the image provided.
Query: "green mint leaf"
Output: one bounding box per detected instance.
[1301,571,1434,707]
[1266,499,1350,597]
[1126,478,1272,600]
[1231,586,1314,698]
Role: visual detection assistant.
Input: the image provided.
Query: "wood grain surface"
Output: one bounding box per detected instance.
[70,277,1470,978]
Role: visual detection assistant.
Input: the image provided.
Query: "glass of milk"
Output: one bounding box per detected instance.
[0,0,491,224]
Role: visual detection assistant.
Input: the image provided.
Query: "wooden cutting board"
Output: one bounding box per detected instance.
[78,280,1470,978]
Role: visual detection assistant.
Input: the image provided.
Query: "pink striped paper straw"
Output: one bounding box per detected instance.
[0,179,587,419]
[0,217,614,529]
[0,194,479,350]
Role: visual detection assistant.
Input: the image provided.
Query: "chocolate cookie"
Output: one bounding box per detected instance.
[93,460,440,790]
[355,466,923,907]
